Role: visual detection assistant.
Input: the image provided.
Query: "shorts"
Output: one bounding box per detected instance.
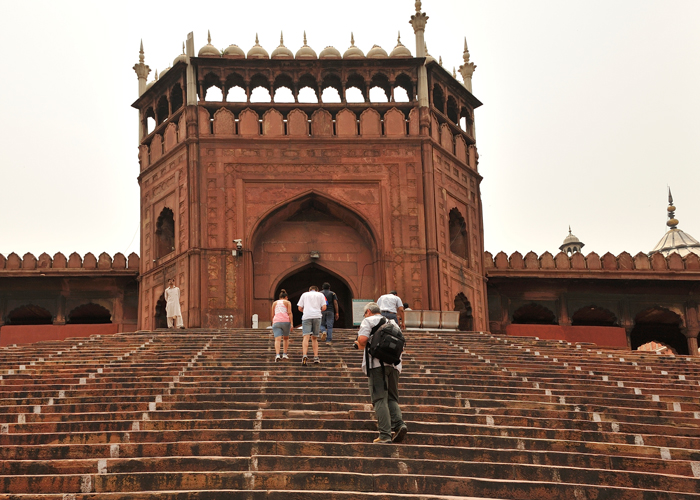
[272,322,291,338]
[302,318,322,337]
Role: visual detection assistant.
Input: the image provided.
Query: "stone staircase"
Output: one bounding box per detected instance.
[1,328,699,499]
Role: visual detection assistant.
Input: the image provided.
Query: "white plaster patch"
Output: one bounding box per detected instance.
[131,421,140,431]
[559,397,566,404]
[592,413,601,422]
[691,462,700,478]
[634,388,642,395]
[17,414,25,424]
[97,459,107,474]
[79,378,87,385]
[486,416,495,426]
[602,376,608,381]
[679,375,686,381]
[611,422,620,432]
[149,402,156,412]
[1,424,8,433]
[617,381,624,387]
[660,447,671,460]
[634,435,644,446]
[545,389,552,396]
[80,475,92,493]
[651,395,660,402]
[33,405,41,414]
[673,402,682,412]
[110,444,120,458]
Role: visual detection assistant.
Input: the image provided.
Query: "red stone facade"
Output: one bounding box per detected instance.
[133,55,486,330]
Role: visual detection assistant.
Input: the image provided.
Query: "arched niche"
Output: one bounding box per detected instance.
[67,303,112,324]
[7,304,53,325]
[250,192,380,307]
[156,207,175,259]
[512,303,557,325]
[571,305,618,327]
[631,306,688,355]
[448,208,468,261]
[454,292,473,331]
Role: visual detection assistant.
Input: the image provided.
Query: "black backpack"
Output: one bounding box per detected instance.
[365,318,405,375]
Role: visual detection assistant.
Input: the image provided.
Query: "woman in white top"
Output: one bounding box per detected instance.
[271,289,292,362]
[164,278,184,328]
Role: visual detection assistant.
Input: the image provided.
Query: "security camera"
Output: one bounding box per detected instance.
[233,239,243,250]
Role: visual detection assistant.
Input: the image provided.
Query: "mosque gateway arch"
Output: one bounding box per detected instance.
[132,22,487,330]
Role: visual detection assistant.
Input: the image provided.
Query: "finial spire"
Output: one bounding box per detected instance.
[459,36,477,92]
[139,39,144,63]
[398,31,401,43]
[255,33,259,44]
[280,31,284,45]
[439,55,443,66]
[350,32,355,46]
[303,31,307,45]
[133,40,151,98]
[207,30,211,44]
[667,187,679,229]
[569,225,572,235]
[415,0,422,13]
[154,69,158,80]
[182,42,185,54]
[453,67,457,78]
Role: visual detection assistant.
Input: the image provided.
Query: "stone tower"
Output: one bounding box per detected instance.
[132,3,486,330]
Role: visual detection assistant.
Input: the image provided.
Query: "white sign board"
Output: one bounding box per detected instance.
[352,299,374,326]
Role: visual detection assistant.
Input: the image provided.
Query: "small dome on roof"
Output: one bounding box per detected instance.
[247,34,269,59]
[559,227,585,255]
[343,32,365,59]
[367,44,388,58]
[319,46,341,59]
[223,44,245,58]
[390,32,412,57]
[271,32,294,59]
[295,32,317,59]
[174,43,187,65]
[650,189,700,257]
[159,66,171,77]
[198,30,220,57]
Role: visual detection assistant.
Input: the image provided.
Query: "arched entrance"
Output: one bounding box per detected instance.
[454,292,473,331]
[631,307,688,355]
[275,264,353,328]
[154,294,168,329]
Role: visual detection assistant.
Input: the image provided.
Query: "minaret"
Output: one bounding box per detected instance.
[459,37,476,93]
[133,40,151,142]
[133,40,151,97]
[559,226,585,255]
[409,1,429,107]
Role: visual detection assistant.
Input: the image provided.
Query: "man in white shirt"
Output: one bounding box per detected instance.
[297,285,327,365]
[357,302,407,444]
[376,291,405,328]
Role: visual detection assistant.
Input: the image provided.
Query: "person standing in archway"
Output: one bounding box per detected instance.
[320,282,339,343]
[377,291,405,329]
[271,289,292,362]
[164,278,184,329]
[297,285,327,365]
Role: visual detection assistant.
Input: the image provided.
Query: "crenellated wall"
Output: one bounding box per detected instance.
[485,250,700,356]
[0,252,139,345]
[0,252,139,272]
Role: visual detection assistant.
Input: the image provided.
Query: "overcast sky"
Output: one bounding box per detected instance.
[0,1,698,259]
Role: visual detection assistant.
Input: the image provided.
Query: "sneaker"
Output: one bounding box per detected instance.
[392,425,408,443]
[313,357,320,364]
[275,354,281,362]
[373,436,392,444]
[302,356,308,366]
[282,353,289,360]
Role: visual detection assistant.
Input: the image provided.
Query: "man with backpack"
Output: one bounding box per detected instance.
[356,302,407,444]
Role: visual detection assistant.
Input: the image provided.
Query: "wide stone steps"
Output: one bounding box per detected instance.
[1,328,699,498]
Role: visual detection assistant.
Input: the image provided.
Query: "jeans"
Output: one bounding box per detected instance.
[320,310,335,340]
[272,322,291,338]
[368,365,405,440]
[380,311,398,322]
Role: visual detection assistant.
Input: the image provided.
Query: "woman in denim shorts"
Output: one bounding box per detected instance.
[271,289,292,362]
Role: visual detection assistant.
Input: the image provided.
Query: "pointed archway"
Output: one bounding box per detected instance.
[631,307,688,355]
[275,263,353,328]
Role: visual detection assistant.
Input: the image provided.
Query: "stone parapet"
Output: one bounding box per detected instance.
[0,252,139,275]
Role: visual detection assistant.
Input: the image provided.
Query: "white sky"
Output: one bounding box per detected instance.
[0,1,698,259]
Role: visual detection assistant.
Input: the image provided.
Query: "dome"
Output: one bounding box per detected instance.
[247,34,269,59]
[271,32,293,59]
[367,44,388,58]
[390,33,412,58]
[223,44,245,58]
[159,66,171,77]
[319,46,341,59]
[295,32,317,59]
[343,33,365,59]
[173,53,187,65]
[650,189,700,257]
[198,30,220,57]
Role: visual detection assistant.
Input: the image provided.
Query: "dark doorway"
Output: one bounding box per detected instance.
[512,303,557,325]
[275,265,352,328]
[6,305,53,325]
[154,293,168,329]
[572,305,617,327]
[631,307,688,355]
[454,292,473,331]
[67,303,112,324]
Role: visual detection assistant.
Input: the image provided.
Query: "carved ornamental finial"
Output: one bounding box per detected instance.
[207,30,212,44]
[410,1,429,34]
[398,31,401,43]
[415,0,422,13]
[154,69,159,80]
[459,36,476,92]
[255,33,260,45]
[667,187,679,229]
[182,42,186,54]
[439,55,443,66]
[453,67,457,78]
[133,39,151,96]
[280,31,284,45]
[303,31,308,45]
